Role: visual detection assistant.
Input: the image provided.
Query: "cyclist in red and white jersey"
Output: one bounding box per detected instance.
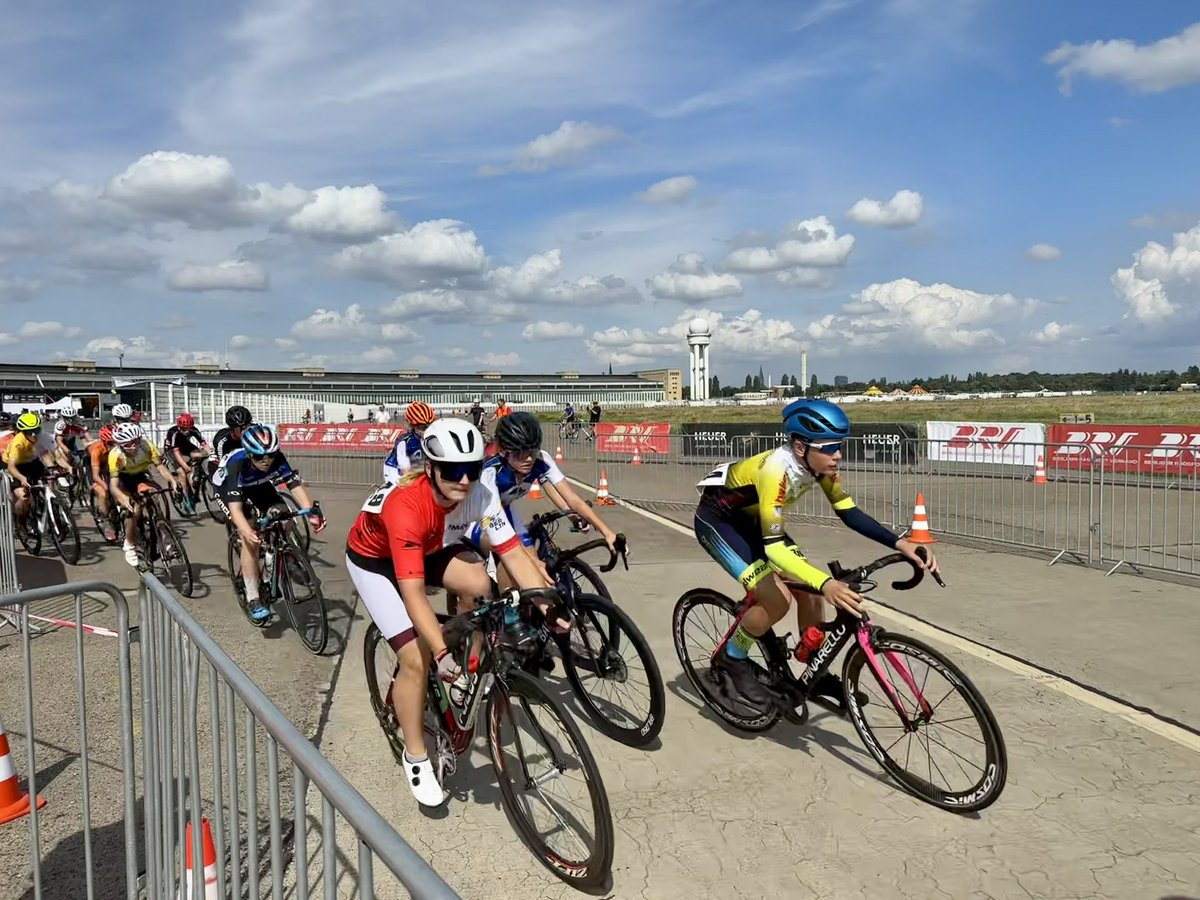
[345,419,557,808]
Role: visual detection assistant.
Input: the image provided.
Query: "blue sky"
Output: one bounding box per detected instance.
[1,1,1199,382]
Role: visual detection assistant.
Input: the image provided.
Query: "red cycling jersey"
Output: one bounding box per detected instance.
[346,476,449,583]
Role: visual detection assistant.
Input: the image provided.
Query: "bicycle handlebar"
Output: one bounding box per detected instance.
[549,533,628,572]
[255,502,321,530]
[828,547,945,592]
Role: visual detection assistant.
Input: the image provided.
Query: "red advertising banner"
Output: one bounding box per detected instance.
[595,422,672,454]
[1047,424,1200,476]
[278,423,403,451]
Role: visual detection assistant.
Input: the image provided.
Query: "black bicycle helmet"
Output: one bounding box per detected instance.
[225,405,253,428]
[0,411,12,426]
[494,411,542,452]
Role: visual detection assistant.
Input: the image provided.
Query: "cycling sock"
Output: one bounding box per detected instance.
[726,624,756,660]
[403,751,428,764]
[244,576,261,603]
[122,540,135,551]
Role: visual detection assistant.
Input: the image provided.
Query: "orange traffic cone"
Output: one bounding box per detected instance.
[1034,454,1047,485]
[554,445,564,463]
[0,712,46,825]
[180,818,220,900]
[528,479,543,500]
[630,446,642,465]
[907,493,937,544]
[594,471,614,506]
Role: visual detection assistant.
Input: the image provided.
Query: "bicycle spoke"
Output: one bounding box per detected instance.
[922,730,986,775]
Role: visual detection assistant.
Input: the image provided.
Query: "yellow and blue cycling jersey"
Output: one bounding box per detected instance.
[695,446,896,592]
[108,440,162,476]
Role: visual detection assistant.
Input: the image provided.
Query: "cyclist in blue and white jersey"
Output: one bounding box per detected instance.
[382,401,436,485]
[468,412,623,578]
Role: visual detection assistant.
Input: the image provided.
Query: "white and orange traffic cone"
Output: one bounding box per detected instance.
[528,479,543,500]
[594,471,614,506]
[554,445,564,463]
[630,446,642,465]
[1033,454,1047,485]
[0,712,46,825]
[907,493,937,544]
[180,818,220,900]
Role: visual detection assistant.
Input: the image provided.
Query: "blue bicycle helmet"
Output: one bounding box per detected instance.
[782,399,850,442]
[241,423,280,456]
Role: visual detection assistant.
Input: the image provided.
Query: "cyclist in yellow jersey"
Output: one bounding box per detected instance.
[108,421,180,567]
[3,412,58,528]
[694,398,939,709]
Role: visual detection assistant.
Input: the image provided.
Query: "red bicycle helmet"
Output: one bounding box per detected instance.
[177,412,195,429]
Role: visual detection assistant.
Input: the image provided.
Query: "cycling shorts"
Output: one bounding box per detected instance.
[345,543,484,650]
[693,496,802,591]
[214,485,284,523]
[114,472,154,495]
[10,460,45,488]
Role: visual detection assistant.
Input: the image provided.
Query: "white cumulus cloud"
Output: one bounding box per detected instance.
[480,121,623,175]
[490,249,639,306]
[281,185,396,242]
[290,304,369,340]
[636,175,698,204]
[1112,224,1200,322]
[330,220,487,285]
[167,260,269,292]
[1046,22,1200,95]
[646,253,742,301]
[1027,243,1062,261]
[382,289,520,324]
[475,352,521,368]
[723,216,855,272]
[845,189,924,229]
[1028,321,1084,345]
[19,321,82,339]
[521,321,585,341]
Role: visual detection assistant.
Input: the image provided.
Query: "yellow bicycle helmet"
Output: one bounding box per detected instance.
[15,412,42,433]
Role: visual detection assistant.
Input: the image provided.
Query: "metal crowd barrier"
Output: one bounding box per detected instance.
[0,576,461,900]
[1,473,19,594]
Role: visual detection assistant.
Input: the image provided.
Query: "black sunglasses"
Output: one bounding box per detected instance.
[435,460,484,483]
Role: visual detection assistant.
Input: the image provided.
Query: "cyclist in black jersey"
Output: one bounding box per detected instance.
[209,404,252,475]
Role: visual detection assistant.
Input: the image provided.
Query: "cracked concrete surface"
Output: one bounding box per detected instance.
[3,485,1199,898]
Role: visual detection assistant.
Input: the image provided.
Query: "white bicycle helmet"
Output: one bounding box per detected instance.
[112,403,134,421]
[422,419,484,462]
[113,422,143,445]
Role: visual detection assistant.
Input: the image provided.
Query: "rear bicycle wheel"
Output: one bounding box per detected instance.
[277,544,327,654]
[47,496,81,565]
[153,518,193,596]
[671,588,781,732]
[487,670,613,888]
[200,475,224,523]
[843,632,1007,813]
[559,593,665,746]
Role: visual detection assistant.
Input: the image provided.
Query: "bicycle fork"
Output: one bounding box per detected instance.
[853,629,935,728]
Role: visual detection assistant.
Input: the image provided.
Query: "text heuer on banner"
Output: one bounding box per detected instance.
[926,421,1045,467]
[277,423,405,450]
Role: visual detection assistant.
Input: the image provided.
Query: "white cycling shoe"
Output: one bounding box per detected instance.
[122,546,139,568]
[403,753,449,808]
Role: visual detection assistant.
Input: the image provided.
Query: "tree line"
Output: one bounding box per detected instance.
[689,365,1200,399]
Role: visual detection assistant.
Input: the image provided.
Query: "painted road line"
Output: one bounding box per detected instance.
[566,476,1200,757]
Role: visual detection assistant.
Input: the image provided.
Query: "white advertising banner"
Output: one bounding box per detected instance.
[926,421,1045,467]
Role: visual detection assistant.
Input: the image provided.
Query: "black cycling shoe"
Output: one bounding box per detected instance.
[811,673,868,714]
[711,653,772,709]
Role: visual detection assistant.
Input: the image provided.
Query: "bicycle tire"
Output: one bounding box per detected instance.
[486,669,614,888]
[47,496,81,565]
[281,492,312,554]
[363,622,408,765]
[155,519,194,597]
[227,533,257,622]
[277,543,328,654]
[563,558,611,600]
[559,593,664,746]
[671,588,781,732]
[843,632,1007,813]
[200,477,224,523]
[20,492,43,556]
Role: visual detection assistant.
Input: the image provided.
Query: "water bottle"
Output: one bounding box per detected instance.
[503,604,520,629]
[263,548,276,596]
[793,625,825,664]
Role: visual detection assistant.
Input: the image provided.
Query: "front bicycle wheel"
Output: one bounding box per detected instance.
[19,493,43,556]
[200,476,224,523]
[563,558,611,600]
[277,543,327,654]
[47,496,81,565]
[281,492,312,554]
[843,631,1007,813]
[487,670,613,888]
[560,593,664,746]
[153,518,194,597]
[671,588,781,732]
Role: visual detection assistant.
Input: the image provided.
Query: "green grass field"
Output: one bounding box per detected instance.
[590,392,1199,426]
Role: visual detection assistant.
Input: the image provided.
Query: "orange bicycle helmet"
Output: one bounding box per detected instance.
[405,401,436,427]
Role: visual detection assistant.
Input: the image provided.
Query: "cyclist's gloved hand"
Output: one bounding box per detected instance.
[309,501,327,533]
[435,648,459,682]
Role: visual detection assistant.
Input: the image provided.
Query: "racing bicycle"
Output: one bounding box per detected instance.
[364,587,614,887]
[14,467,81,565]
[557,419,596,443]
[527,508,665,746]
[227,505,327,653]
[128,485,193,596]
[672,550,1007,813]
